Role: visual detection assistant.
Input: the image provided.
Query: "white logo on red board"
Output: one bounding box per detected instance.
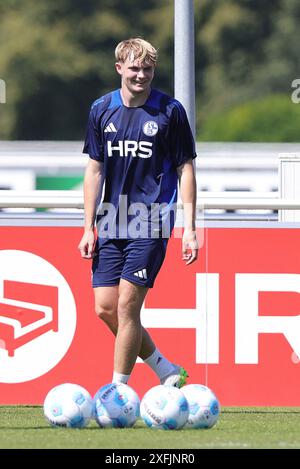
[0,250,76,383]
[140,273,300,365]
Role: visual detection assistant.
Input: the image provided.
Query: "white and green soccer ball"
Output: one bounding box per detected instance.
[94,382,140,428]
[43,383,94,428]
[181,384,220,429]
[140,385,189,430]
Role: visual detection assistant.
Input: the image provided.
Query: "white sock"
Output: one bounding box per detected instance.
[112,371,130,384]
[143,348,177,380]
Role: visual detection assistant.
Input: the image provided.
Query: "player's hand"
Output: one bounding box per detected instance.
[182,229,198,265]
[78,230,96,259]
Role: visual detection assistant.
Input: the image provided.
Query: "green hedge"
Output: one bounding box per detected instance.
[198,94,300,142]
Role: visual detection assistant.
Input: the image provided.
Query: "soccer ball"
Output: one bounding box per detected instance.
[140,385,189,430]
[181,384,220,429]
[94,382,140,428]
[43,383,94,428]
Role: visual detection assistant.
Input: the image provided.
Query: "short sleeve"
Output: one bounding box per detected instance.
[169,101,197,168]
[82,105,104,162]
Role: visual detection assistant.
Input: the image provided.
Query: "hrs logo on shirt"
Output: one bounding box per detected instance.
[107,140,152,159]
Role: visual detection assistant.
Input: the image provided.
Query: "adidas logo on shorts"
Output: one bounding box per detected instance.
[133,269,147,280]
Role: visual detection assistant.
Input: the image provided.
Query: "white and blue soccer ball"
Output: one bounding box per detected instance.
[94,382,140,428]
[43,383,94,428]
[181,384,220,429]
[140,385,189,430]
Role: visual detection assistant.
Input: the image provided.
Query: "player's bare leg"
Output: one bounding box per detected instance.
[114,279,148,374]
[94,286,119,334]
[94,283,188,386]
[94,285,155,359]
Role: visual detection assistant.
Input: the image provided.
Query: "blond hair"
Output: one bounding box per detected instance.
[115,38,157,66]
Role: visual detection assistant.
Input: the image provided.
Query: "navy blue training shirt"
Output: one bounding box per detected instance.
[83,88,197,239]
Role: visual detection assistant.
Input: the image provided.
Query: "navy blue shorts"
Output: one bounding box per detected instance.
[92,238,168,289]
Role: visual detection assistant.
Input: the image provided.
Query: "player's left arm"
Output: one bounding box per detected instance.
[177,159,198,265]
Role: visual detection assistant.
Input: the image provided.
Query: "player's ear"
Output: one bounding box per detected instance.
[115,62,122,75]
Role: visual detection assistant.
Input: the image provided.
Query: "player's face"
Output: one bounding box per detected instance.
[116,59,155,95]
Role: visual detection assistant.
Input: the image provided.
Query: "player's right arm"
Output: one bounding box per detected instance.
[78,158,103,259]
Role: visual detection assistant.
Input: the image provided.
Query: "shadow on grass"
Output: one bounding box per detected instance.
[0,426,145,430]
[223,410,300,414]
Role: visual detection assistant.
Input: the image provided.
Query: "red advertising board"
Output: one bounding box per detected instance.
[0,225,300,405]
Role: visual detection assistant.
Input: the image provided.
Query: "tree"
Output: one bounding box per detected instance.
[0,0,173,139]
[199,94,300,142]
[1,0,298,142]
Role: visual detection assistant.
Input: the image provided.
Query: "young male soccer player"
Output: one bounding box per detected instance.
[78,37,198,387]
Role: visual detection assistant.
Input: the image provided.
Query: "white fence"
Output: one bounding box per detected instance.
[2,141,300,192]
[1,142,300,221]
[0,189,299,210]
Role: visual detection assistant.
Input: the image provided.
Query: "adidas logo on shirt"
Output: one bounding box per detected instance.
[133,269,148,280]
[104,122,117,133]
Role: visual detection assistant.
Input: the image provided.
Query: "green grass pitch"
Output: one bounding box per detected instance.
[0,406,300,449]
